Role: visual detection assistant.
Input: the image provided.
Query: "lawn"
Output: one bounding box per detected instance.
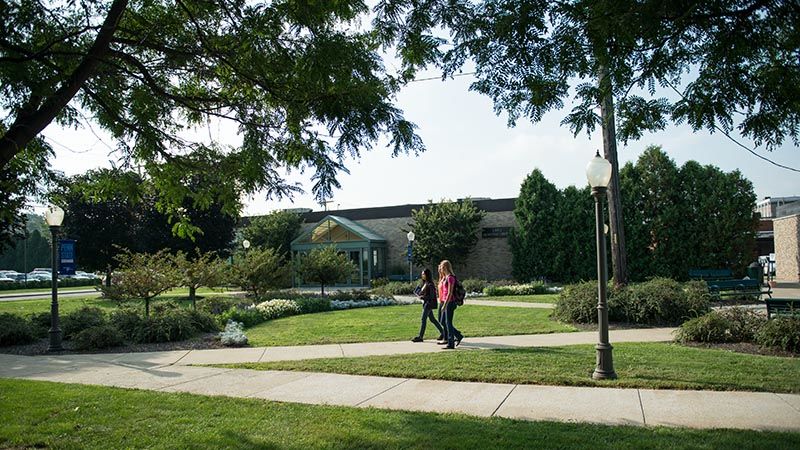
[478,293,559,303]
[224,342,800,394]
[0,293,237,316]
[1,379,797,449]
[246,304,575,347]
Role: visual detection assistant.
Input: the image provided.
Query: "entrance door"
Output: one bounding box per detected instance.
[349,250,362,285]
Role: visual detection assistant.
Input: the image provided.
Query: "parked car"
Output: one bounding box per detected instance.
[0,277,15,284]
[27,271,51,281]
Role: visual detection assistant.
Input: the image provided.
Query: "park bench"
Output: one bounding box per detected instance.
[689,268,733,280]
[706,279,771,300]
[765,298,800,319]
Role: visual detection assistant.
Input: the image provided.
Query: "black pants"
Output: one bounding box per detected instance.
[418,303,443,339]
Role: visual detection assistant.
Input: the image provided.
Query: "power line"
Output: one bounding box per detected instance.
[409,71,476,83]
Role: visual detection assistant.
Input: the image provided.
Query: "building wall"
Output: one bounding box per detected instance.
[773,214,800,281]
[299,210,517,280]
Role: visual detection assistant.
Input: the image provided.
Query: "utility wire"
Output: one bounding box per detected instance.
[664,80,800,173]
[409,71,476,83]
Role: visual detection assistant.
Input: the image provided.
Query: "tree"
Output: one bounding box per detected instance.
[0,214,51,273]
[241,211,303,259]
[554,185,596,283]
[373,0,800,285]
[409,199,485,270]
[295,246,355,296]
[100,249,181,317]
[1,0,424,228]
[230,247,288,298]
[509,170,561,282]
[174,250,226,308]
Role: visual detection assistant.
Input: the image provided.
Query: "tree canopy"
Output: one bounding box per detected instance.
[240,210,303,260]
[409,199,485,270]
[1,0,424,221]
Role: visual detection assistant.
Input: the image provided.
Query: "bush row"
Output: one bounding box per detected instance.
[676,308,800,353]
[0,278,101,291]
[483,282,548,296]
[553,278,711,326]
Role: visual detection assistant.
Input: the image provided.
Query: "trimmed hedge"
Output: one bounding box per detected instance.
[0,278,101,291]
[675,308,765,344]
[484,282,547,296]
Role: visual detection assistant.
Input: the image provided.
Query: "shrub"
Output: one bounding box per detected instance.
[618,278,709,326]
[484,282,547,296]
[72,324,124,350]
[675,308,765,344]
[219,306,266,328]
[187,309,220,332]
[552,281,600,324]
[370,277,390,288]
[219,321,248,347]
[294,297,332,314]
[258,290,307,301]
[255,299,301,320]
[135,310,196,343]
[462,278,488,294]
[0,313,37,346]
[109,306,145,340]
[197,296,246,315]
[28,311,52,337]
[328,290,372,301]
[62,307,107,339]
[755,317,800,353]
[330,297,419,310]
[370,281,416,297]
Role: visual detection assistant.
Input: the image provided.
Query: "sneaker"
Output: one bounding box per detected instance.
[456,336,463,347]
[411,336,424,343]
[436,340,447,345]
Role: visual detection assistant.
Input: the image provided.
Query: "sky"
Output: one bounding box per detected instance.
[40,71,800,217]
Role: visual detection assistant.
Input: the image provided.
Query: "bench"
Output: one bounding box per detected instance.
[706,279,771,300]
[765,298,800,319]
[689,269,733,280]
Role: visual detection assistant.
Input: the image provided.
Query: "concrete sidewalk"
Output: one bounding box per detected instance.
[2,351,798,432]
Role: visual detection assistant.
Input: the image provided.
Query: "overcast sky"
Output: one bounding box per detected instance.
[41,71,800,217]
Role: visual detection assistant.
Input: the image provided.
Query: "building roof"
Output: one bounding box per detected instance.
[300,197,516,222]
[291,215,386,246]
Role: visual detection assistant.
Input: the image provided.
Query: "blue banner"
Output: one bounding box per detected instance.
[59,239,76,275]
[406,243,413,262]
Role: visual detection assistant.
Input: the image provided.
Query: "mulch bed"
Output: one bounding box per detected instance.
[0,332,227,356]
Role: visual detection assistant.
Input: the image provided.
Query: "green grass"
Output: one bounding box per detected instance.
[0,294,237,316]
[223,342,800,394]
[479,293,559,303]
[0,285,99,295]
[1,379,797,449]
[246,304,575,347]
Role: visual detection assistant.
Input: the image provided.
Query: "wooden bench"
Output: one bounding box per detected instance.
[765,298,800,319]
[689,269,733,280]
[706,279,771,300]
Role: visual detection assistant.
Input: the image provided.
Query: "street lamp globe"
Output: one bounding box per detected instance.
[242,240,251,250]
[585,151,612,188]
[407,231,415,242]
[45,205,65,227]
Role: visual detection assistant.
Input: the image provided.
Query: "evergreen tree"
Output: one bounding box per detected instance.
[409,199,485,270]
[555,185,595,283]
[241,211,303,260]
[509,170,561,282]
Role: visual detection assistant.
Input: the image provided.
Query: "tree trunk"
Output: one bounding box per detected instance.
[598,66,629,286]
[321,283,325,296]
[145,298,150,318]
[105,266,112,288]
[0,0,129,169]
[189,285,196,309]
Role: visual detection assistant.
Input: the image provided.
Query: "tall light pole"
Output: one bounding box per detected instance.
[407,231,415,281]
[586,151,617,380]
[242,239,251,254]
[45,205,65,352]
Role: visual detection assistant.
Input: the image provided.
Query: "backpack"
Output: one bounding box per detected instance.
[453,277,466,305]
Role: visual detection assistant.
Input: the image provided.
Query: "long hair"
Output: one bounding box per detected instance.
[421,268,433,284]
[438,260,454,285]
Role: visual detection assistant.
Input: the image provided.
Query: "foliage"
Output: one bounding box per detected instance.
[509,170,562,282]
[219,307,266,329]
[293,297,332,315]
[0,277,100,291]
[108,306,145,341]
[61,306,107,340]
[98,249,182,316]
[174,250,227,304]
[294,246,356,295]
[326,290,373,301]
[0,215,52,272]
[72,324,124,350]
[369,277,390,288]
[0,0,424,221]
[241,211,303,259]
[676,308,765,344]
[410,199,485,269]
[330,297,419,310]
[369,281,416,297]
[620,147,757,280]
[755,317,800,353]
[27,311,51,337]
[230,247,290,298]
[0,312,36,346]
[219,321,248,347]
[461,278,488,294]
[554,278,709,326]
[197,296,249,315]
[483,283,547,297]
[255,299,302,320]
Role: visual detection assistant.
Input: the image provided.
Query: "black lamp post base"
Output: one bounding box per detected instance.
[47,329,63,352]
[592,343,617,380]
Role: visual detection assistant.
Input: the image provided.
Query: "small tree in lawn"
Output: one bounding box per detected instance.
[101,249,181,317]
[230,247,288,298]
[295,246,355,296]
[175,249,226,309]
[410,199,485,270]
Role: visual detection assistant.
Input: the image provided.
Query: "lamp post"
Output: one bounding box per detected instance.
[242,239,251,253]
[45,205,65,352]
[406,231,415,281]
[586,151,617,380]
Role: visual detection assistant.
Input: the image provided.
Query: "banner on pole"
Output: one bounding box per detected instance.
[59,239,76,275]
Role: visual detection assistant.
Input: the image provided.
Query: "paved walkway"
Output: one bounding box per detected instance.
[2,328,800,432]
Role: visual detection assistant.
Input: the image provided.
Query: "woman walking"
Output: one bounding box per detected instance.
[438,260,463,349]
[411,268,443,342]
